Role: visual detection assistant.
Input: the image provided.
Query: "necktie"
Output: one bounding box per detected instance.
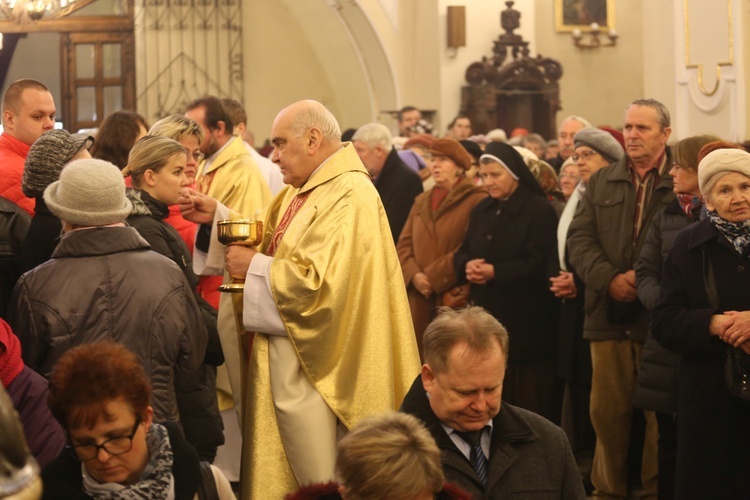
[456,429,488,484]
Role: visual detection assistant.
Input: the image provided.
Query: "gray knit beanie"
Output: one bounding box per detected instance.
[43,159,132,226]
[22,130,94,198]
[573,128,625,163]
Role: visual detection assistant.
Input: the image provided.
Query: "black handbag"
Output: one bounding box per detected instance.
[702,245,750,402]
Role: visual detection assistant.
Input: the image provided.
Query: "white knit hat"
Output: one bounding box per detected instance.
[698,148,750,196]
[44,159,132,226]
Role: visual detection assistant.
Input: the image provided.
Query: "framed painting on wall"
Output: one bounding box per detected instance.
[555,0,615,33]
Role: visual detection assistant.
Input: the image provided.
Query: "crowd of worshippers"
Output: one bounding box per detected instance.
[0,77,749,499]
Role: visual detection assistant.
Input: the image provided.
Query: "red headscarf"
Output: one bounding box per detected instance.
[0,318,24,388]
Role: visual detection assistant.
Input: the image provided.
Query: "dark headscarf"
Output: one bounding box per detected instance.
[481,142,547,198]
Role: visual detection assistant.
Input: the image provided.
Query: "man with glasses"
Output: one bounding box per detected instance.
[567,99,674,498]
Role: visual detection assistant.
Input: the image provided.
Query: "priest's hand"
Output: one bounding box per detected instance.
[179,188,217,224]
[226,245,257,280]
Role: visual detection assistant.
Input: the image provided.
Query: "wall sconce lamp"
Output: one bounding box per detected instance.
[572,23,617,49]
[447,6,466,49]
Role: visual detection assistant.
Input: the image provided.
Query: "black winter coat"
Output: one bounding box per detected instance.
[20,196,61,272]
[454,185,559,362]
[651,218,750,498]
[126,189,224,461]
[633,198,695,415]
[374,148,423,243]
[10,226,207,424]
[0,196,29,319]
[401,376,585,500]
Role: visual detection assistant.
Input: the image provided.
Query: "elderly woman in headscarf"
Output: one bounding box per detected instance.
[397,138,486,355]
[19,130,93,270]
[651,148,750,499]
[550,128,625,454]
[453,142,559,421]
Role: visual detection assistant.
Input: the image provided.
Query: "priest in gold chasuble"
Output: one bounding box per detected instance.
[187,100,421,499]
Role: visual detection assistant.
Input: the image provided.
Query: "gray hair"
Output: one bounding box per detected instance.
[290,100,341,143]
[628,98,671,130]
[423,306,509,374]
[352,123,393,153]
[560,115,592,129]
[522,133,547,150]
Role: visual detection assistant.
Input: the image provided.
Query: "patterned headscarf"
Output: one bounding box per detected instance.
[708,210,750,255]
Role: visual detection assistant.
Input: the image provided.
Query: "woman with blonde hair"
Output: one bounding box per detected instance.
[286,411,470,500]
[123,135,224,463]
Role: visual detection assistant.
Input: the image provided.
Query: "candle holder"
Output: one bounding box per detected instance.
[572,23,618,50]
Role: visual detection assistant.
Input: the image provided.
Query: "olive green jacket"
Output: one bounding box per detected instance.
[567,151,674,341]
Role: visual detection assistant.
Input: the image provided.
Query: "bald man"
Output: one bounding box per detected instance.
[182,100,420,499]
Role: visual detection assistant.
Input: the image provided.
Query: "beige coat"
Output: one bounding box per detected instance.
[397,180,486,353]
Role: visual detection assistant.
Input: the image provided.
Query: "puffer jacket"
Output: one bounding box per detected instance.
[633,198,697,415]
[567,152,674,341]
[9,226,207,423]
[126,188,224,461]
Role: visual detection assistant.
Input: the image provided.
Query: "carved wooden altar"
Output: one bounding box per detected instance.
[460,1,563,139]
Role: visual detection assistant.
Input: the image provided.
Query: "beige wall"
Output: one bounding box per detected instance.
[243,0,374,143]
[434,0,536,133]
[670,0,745,142]
[534,0,644,133]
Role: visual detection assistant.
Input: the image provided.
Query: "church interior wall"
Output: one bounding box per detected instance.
[533,0,644,131]
[1,0,749,145]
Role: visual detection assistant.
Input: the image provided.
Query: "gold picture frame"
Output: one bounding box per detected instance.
[555,0,615,33]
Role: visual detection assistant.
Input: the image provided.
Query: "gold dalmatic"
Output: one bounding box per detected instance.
[240,144,420,499]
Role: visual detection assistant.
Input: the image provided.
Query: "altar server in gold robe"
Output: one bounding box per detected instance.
[182,99,421,499]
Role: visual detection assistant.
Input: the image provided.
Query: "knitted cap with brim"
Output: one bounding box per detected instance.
[43,158,132,226]
[698,148,750,197]
[22,130,94,198]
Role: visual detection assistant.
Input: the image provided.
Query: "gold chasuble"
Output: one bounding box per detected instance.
[240,143,420,499]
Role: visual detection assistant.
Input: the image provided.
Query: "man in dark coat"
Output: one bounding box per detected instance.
[401,306,585,499]
[353,122,423,242]
[567,99,675,498]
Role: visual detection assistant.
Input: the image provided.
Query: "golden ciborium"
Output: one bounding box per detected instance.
[217,218,263,292]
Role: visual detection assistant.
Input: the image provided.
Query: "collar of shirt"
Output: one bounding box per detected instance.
[204,135,235,172]
[441,421,493,461]
[627,149,667,182]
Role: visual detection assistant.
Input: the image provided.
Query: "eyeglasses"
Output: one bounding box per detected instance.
[186,149,205,163]
[68,418,141,462]
[571,150,599,162]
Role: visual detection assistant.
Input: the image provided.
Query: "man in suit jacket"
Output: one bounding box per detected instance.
[353,123,422,242]
[401,306,585,499]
